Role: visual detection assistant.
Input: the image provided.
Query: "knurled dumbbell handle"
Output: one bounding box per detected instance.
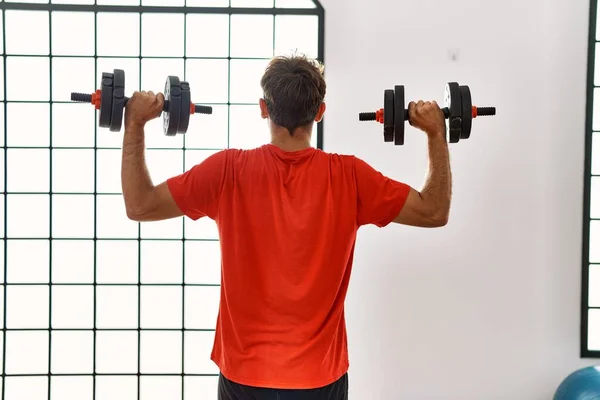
[71,92,213,115]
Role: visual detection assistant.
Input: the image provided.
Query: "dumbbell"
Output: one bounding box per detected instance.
[358,83,496,145]
[70,69,213,136]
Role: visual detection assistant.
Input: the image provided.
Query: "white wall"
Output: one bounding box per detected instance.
[320,0,597,398]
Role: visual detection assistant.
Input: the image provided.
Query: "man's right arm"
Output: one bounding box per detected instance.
[354,100,451,229]
[393,130,451,227]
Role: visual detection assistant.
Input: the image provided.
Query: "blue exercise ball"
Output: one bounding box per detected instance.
[554,367,600,400]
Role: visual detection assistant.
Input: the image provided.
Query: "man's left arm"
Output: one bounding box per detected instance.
[121,121,183,222]
[121,90,227,222]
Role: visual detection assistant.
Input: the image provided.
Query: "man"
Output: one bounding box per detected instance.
[121,55,451,399]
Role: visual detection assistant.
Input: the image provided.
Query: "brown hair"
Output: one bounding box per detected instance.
[260,54,326,135]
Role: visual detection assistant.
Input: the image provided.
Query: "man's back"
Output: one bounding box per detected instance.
[167,144,411,389]
[121,54,450,399]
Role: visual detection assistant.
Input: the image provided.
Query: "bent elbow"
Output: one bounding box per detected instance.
[432,215,449,227]
[124,190,158,222]
[125,200,151,222]
[430,210,449,227]
[126,207,145,222]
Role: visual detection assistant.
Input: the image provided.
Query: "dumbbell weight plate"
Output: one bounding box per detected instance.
[110,69,126,132]
[394,85,405,146]
[383,89,395,142]
[459,85,473,140]
[99,72,114,129]
[164,76,182,137]
[444,82,462,143]
[178,81,191,134]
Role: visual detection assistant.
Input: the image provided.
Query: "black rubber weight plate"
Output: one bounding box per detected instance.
[110,69,126,132]
[164,76,182,136]
[459,85,473,140]
[444,82,462,144]
[383,89,394,142]
[99,72,113,129]
[394,85,405,146]
[178,81,191,134]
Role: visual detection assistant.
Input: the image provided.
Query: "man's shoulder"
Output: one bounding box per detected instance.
[317,149,359,166]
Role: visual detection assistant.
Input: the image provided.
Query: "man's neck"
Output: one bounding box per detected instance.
[270,126,312,152]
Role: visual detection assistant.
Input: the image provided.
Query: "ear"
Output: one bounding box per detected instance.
[259,99,269,119]
[315,102,326,123]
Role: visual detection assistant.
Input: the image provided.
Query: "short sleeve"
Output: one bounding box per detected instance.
[166,150,229,221]
[354,157,411,227]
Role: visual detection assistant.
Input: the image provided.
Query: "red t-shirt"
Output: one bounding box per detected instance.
[167,144,411,389]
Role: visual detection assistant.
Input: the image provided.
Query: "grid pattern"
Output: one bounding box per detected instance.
[0,0,324,398]
[584,0,600,358]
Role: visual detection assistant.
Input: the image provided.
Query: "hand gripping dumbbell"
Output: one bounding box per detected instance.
[71,69,213,136]
[358,83,496,145]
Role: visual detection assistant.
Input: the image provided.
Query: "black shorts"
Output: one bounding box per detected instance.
[217,373,349,400]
